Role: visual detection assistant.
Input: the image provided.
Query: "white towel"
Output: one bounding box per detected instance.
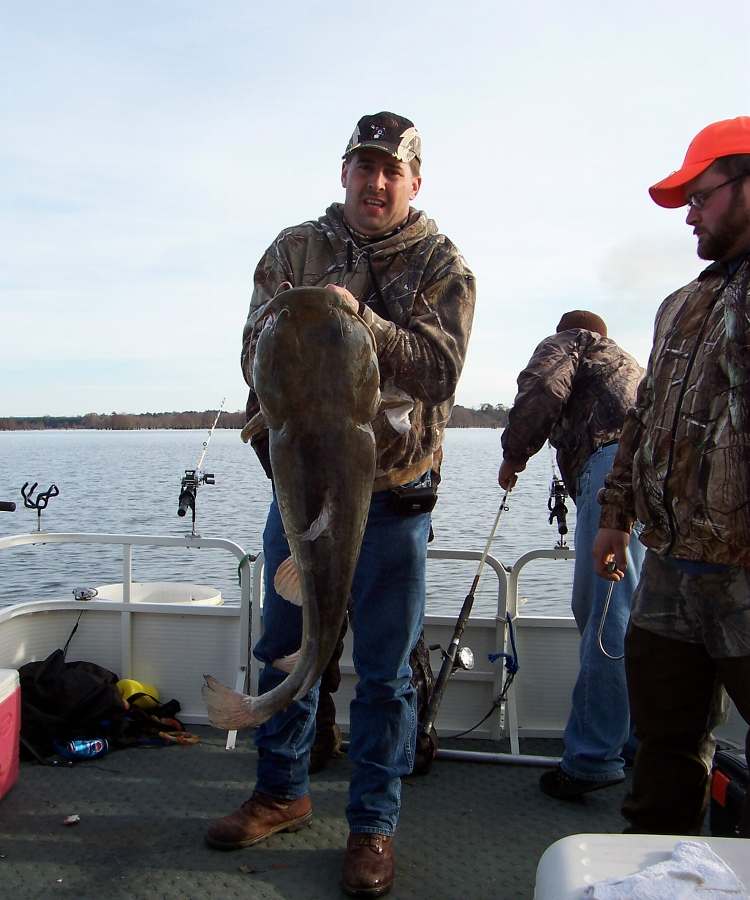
[584,840,748,899]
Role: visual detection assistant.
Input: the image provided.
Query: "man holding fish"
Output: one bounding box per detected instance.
[204,111,475,897]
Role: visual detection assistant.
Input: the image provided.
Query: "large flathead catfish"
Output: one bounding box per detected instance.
[203,286,380,727]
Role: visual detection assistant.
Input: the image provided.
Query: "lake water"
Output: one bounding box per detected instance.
[0,429,576,616]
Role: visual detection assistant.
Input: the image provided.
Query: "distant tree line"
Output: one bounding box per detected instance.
[0,404,509,431]
[448,403,508,428]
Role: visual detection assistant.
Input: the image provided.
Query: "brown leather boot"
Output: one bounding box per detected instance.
[341,833,394,897]
[205,791,312,849]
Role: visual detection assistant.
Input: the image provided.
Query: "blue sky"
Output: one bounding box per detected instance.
[3,1,749,417]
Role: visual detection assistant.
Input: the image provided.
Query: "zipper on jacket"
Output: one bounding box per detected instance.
[346,240,353,273]
[661,278,728,555]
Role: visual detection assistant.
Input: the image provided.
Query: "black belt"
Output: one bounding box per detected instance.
[597,439,618,451]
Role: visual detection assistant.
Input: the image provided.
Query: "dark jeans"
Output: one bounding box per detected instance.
[253,487,430,835]
[623,622,750,836]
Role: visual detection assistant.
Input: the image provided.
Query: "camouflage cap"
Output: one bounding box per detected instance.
[343,111,421,164]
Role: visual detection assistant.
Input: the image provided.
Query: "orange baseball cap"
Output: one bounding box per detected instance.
[649,116,750,208]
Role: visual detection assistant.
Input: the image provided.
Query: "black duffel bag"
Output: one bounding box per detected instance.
[18,649,123,760]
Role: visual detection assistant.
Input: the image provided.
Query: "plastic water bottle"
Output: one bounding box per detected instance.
[53,738,109,760]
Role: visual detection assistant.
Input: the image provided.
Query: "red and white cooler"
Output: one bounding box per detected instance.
[0,669,20,800]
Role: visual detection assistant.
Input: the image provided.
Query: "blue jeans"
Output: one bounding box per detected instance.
[253,485,430,836]
[562,442,645,781]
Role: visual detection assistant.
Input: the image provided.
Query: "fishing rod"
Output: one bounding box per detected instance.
[547,442,569,549]
[177,398,225,534]
[416,490,511,772]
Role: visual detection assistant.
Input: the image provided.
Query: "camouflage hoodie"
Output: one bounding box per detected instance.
[241,203,476,490]
[501,329,643,499]
[599,257,750,565]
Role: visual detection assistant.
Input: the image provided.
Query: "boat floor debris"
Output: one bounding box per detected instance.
[0,726,646,900]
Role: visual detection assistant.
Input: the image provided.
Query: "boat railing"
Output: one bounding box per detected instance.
[0,531,574,755]
[249,544,577,763]
[0,530,254,706]
[2,532,743,759]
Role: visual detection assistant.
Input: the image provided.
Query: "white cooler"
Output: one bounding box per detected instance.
[0,669,20,800]
[534,832,750,899]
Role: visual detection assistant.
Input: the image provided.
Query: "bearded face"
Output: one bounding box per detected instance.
[685,168,750,262]
[696,184,750,261]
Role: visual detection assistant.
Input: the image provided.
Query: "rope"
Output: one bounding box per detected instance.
[450,613,520,739]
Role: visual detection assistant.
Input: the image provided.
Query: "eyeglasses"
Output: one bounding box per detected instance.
[686,173,748,210]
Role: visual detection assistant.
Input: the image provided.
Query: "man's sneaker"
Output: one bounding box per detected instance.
[539,765,625,801]
[205,791,312,849]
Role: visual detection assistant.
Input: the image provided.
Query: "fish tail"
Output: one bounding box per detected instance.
[202,674,263,729]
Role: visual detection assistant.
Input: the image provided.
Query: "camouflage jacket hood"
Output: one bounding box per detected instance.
[501,329,643,499]
[241,203,476,489]
[599,256,750,565]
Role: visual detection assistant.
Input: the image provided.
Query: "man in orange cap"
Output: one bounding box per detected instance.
[593,116,750,837]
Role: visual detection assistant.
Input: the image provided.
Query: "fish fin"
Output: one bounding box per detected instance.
[201,674,262,729]
[272,649,301,673]
[273,556,304,605]
[298,500,332,541]
[240,411,266,444]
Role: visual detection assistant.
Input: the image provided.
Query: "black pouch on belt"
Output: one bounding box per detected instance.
[389,483,438,517]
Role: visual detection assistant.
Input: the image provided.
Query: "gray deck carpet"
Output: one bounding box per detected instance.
[0,728,631,900]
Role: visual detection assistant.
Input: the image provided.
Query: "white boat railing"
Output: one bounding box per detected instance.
[249,544,577,764]
[0,531,573,756]
[0,531,254,716]
[0,531,744,765]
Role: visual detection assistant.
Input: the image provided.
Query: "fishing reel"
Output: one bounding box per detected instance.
[429,642,475,673]
[178,469,215,534]
[548,475,569,549]
[177,400,225,536]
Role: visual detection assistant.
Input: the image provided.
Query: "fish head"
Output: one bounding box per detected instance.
[253,287,380,427]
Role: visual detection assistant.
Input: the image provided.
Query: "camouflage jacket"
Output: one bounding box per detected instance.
[241,203,476,490]
[501,329,643,499]
[599,256,750,566]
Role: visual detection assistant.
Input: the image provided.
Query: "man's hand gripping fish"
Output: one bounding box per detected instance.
[203,286,380,728]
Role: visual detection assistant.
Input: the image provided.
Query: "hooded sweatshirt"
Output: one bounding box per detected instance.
[241,203,476,490]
